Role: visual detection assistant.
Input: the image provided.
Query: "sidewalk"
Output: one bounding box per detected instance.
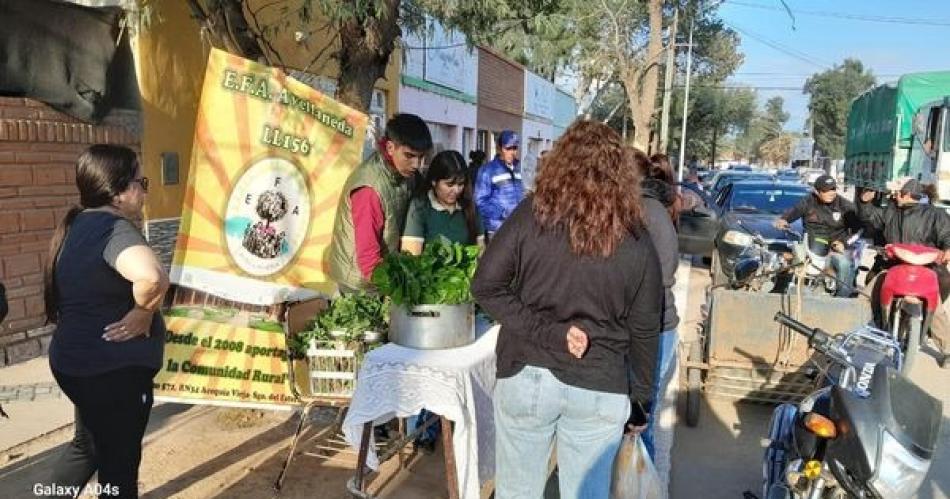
[0,356,72,454]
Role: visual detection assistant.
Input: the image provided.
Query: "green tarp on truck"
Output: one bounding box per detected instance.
[844,71,950,189]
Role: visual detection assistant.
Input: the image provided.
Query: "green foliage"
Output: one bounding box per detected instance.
[804,59,876,158]
[734,96,790,161]
[371,239,479,307]
[670,84,757,164]
[289,292,388,357]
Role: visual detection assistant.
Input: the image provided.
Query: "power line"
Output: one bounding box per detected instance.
[725,0,950,27]
[677,84,805,90]
[723,21,831,69]
[733,72,901,78]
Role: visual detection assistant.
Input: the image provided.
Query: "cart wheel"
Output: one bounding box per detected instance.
[685,341,702,427]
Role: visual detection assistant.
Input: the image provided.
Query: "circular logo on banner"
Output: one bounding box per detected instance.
[224,157,311,276]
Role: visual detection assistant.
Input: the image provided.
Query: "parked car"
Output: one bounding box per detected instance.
[706,170,773,197]
[678,180,808,285]
[775,169,802,183]
[728,164,753,171]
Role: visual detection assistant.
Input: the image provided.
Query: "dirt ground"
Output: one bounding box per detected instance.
[1,403,457,499]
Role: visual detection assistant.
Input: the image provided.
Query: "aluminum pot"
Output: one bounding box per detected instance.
[389,303,475,349]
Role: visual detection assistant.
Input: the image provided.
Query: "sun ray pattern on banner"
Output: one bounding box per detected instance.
[156,48,368,408]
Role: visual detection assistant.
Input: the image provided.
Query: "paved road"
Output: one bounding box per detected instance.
[670,259,950,499]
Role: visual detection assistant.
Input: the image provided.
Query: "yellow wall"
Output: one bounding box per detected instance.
[134,0,400,220]
[134,0,207,220]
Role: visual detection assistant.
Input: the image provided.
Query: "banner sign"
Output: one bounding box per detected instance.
[155,48,367,408]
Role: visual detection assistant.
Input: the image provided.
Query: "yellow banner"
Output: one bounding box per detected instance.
[155,48,367,407]
[170,47,367,302]
[156,317,301,407]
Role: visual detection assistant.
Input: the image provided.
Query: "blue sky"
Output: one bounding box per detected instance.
[716,0,950,131]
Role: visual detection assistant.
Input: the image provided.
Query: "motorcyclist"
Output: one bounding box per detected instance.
[773,175,862,296]
[858,177,950,367]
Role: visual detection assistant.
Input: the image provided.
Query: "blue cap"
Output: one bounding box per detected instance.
[498,130,520,149]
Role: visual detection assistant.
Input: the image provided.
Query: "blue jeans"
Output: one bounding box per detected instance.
[642,328,678,459]
[406,409,440,443]
[828,253,856,297]
[494,365,630,499]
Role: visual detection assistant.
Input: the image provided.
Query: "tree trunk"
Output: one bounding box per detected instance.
[188,0,266,62]
[626,0,664,149]
[335,0,402,112]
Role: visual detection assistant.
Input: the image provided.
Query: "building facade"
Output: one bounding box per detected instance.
[476,47,524,161]
[521,71,556,189]
[399,22,478,158]
[553,88,578,140]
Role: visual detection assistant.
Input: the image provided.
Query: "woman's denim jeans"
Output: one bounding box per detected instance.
[493,365,630,499]
[642,328,678,459]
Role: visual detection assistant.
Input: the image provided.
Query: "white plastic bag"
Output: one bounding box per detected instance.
[610,434,664,499]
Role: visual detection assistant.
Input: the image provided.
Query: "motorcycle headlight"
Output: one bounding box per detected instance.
[870,431,930,499]
[723,230,753,246]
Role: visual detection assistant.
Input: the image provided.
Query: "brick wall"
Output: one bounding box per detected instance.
[0,97,139,366]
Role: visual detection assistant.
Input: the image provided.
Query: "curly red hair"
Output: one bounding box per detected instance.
[533,120,644,257]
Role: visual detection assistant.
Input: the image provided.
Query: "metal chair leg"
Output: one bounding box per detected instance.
[273,400,318,492]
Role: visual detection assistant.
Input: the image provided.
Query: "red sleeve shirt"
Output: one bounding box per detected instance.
[350,187,385,279]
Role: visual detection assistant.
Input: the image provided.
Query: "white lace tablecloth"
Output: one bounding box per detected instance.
[342,325,498,499]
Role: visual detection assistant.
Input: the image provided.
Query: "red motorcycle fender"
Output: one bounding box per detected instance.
[880,264,941,312]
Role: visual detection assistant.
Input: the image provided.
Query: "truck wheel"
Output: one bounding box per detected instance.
[711,251,728,287]
[685,341,702,427]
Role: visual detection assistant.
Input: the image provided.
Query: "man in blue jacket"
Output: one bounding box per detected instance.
[475,130,525,238]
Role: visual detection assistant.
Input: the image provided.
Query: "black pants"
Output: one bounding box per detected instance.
[51,367,156,499]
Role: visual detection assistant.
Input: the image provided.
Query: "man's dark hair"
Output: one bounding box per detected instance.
[384,113,433,152]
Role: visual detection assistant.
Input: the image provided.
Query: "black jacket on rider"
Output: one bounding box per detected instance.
[857,200,950,250]
[781,194,861,245]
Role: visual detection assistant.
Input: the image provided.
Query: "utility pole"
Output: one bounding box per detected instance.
[659,8,679,153]
[676,16,695,182]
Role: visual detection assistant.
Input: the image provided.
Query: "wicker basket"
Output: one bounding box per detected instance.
[306,339,364,397]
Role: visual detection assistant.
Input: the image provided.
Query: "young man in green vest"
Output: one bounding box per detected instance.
[329,114,433,292]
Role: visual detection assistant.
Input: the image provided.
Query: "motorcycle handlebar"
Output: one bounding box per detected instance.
[773,312,832,350]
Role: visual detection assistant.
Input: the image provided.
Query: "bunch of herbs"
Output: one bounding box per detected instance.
[371,239,479,307]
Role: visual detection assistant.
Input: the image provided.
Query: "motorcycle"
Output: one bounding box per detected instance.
[728,220,795,292]
[785,229,866,297]
[875,243,941,374]
[763,313,942,499]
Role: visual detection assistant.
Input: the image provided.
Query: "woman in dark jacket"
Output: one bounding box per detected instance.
[45,145,169,498]
[638,151,682,461]
[472,120,663,499]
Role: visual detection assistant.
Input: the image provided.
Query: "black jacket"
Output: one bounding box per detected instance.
[641,179,679,331]
[471,198,663,418]
[858,200,950,249]
[781,194,861,244]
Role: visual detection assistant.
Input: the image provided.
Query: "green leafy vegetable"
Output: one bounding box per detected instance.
[290,292,388,357]
[371,239,480,307]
